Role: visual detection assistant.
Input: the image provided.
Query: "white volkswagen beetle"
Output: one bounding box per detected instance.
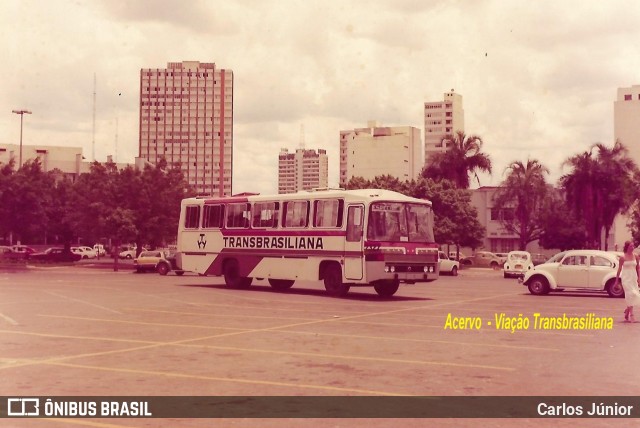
[503,251,534,278]
[521,250,623,297]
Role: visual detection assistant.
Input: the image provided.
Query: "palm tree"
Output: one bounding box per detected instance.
[560,141,639,249]
[560,149,600,248]
[593,141,639,249]
[422,131,492,189]
[493,159,550,250]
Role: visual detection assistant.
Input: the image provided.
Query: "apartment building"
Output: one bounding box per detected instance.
[278,148,328,194]
[139,61,233,196]
[424,91,464,165]
[339,121,422,187]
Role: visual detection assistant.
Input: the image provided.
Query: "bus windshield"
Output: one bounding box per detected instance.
[367,202,435,243]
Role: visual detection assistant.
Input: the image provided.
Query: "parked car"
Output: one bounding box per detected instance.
[71,246,97,259]
[119,246,147,259]
[522,249,621,297]
[438,251,459,276]
[494,253,509,265]
[156,251,185,276]
[503,251,534,278]
[0,246,26,261]
[93,244,106,257]
[11,245,36,257]
[460,251,504,269]
[134,250,168,273]
[29,248,82,263]
[448,251,466,261]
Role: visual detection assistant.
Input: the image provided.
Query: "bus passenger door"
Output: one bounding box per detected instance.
[344,204,364,280]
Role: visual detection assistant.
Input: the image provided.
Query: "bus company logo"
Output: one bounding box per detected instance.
[197,234,207,249]
[7,398,40,416]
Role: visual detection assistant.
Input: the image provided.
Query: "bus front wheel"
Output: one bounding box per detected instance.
[224,259,253,289]
[323,265,350,297]
[268,279,295,291]
[373,279,400,297]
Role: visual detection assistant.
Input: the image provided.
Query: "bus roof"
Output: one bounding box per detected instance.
[183,188,432,206]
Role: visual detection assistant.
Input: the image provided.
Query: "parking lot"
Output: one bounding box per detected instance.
[0,264,638,427]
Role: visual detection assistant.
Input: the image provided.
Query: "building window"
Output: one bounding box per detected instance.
[625,94,632,101]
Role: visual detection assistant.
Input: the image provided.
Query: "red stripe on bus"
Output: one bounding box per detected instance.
[205,249,263,276]
[220,230,345,237]
[212,248,363,257]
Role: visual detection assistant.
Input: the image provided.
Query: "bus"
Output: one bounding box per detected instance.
[175,188,439,297]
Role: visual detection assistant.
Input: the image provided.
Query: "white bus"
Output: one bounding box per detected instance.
[176,188,439,297]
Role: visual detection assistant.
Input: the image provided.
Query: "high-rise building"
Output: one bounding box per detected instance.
[278,148,328,194]
[424,91,464,165]
[139,61,233,196]
[339,121,422,187]
[614,85,640,165]
[611,85,640,247]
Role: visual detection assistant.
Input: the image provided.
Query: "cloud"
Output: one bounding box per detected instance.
[3,0,640,194]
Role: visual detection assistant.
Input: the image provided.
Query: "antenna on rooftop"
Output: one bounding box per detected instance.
[115,117,118,163]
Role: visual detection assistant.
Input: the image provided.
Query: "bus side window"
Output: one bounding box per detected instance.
[283,201,309,228]
[202,204,224,228]
[314,199,343,228]
[253,202,279,228]
[184,205,201,229]
[227,203,251,228]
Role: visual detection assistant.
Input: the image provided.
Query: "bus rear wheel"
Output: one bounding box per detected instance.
[224,259,253,289]
[268,279,295,291]
[373,279,400,297]
[323,264,350,297]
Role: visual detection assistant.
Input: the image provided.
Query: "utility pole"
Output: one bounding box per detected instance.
[11,109,32,168]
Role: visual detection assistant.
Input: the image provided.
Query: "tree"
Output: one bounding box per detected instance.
[538,188,588,251]
[410,178,485,249]
[492,159,550,250]
[560,150,600,248]
[593,141,639,249]
[560,141,639,249]
[421,131,492,189]
[0,160,54,244]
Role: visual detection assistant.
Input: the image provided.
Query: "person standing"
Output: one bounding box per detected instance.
[614,241,640,322]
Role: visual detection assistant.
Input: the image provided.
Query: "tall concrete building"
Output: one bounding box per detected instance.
[611,85,640,247]
[139,61,233,196]
[424,91,464,165]
[278,148,328,194]
[339,121,422,187]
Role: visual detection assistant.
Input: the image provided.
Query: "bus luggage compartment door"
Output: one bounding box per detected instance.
[344,204,364,280]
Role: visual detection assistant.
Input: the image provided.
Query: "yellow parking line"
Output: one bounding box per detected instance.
[45,291,122,315]
[44,361,413,396]
[0,311,18,325]
[129,307,319,322]
[38,314,249,331]
[0,329,516,371]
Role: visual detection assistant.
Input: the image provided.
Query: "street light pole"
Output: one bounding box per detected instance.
[12,109,32,169]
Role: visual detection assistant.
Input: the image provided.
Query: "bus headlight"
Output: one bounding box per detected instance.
[390,266,395,273]
[423,266,429,273]
[384,266,390,273]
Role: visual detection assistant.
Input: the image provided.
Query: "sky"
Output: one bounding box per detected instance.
[2,0,640,195]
